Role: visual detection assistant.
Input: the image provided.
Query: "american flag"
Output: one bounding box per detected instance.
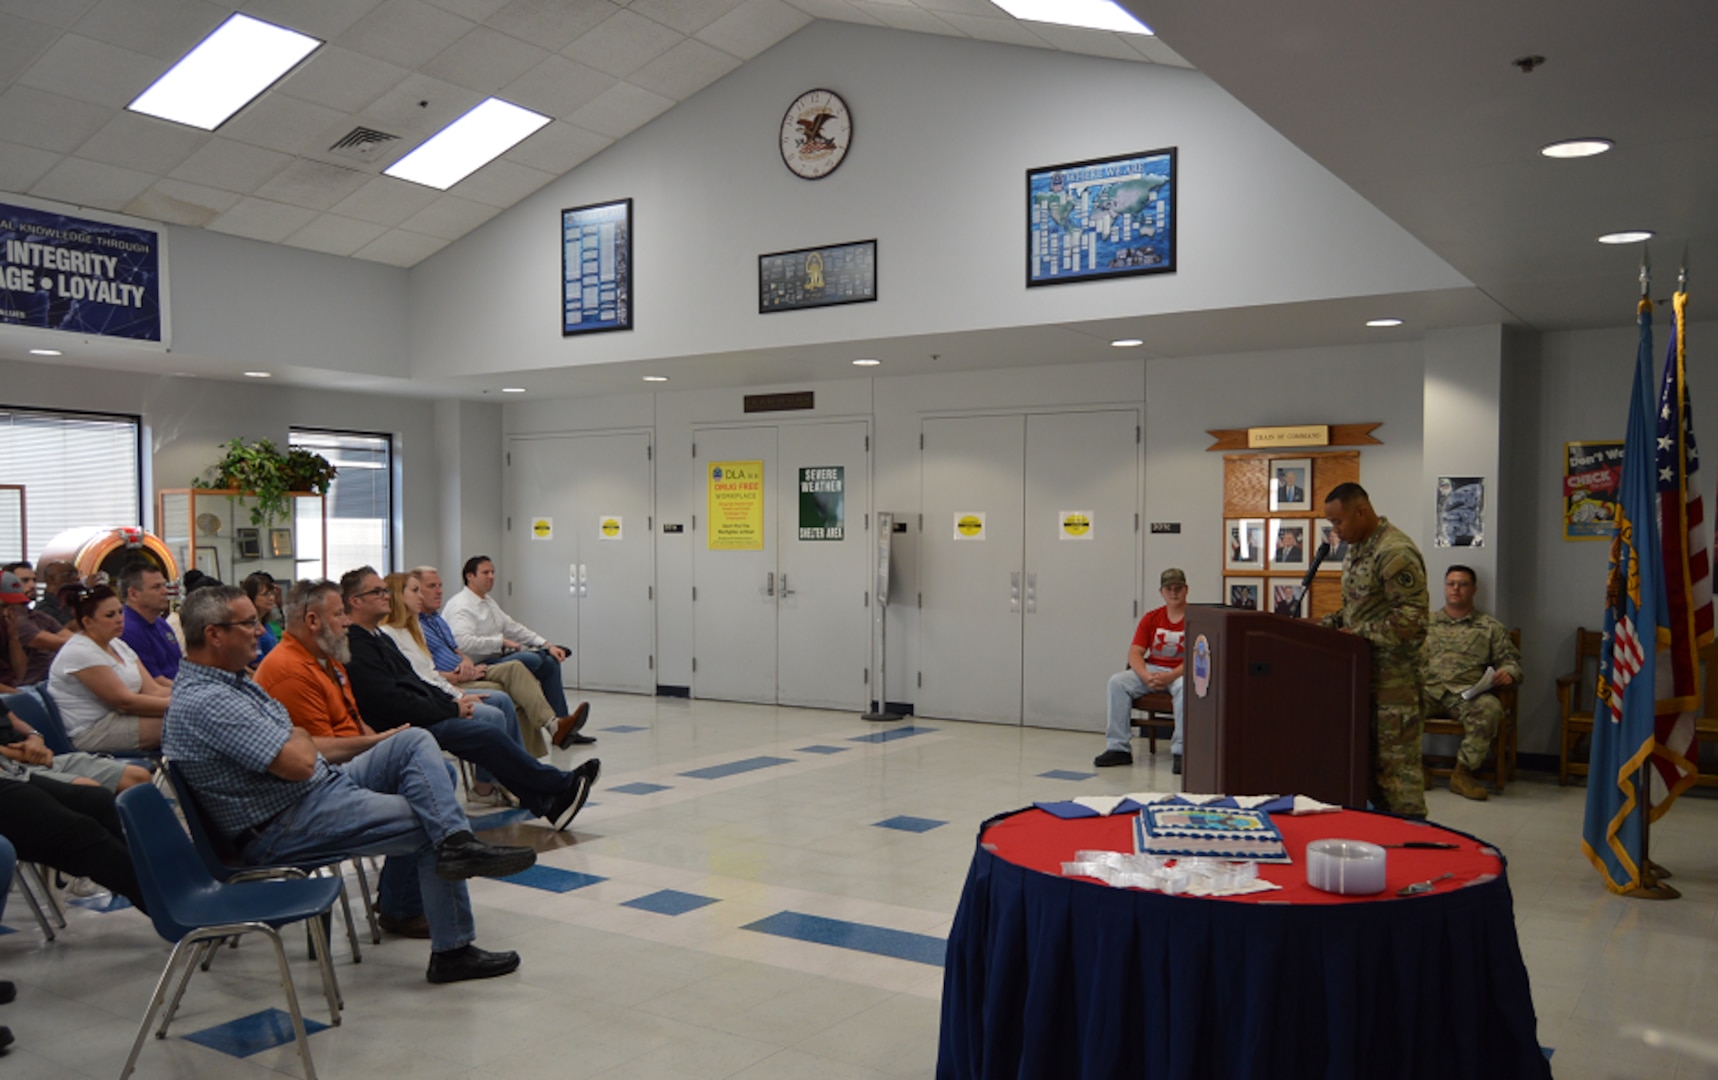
[1652,289,1709,815]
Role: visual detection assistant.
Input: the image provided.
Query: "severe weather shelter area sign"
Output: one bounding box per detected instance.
[1,201,163,342]
[798,466,844,540]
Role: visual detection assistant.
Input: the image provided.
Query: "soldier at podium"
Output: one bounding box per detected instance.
[1318,483,1430,817]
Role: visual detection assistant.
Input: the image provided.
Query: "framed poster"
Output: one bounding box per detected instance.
[798,466,844,540]
[235,527,261,560]
[562,197,632,336]
[1224,518,1265,571]
[1269,457,1313,512]
[1316,522,1349,571]
[1226,577,1263,611]
[1027,147,1176,286]
[1564,441,1623,540]
[1268,519,1310,570]
[760,239,876,313]
[1435,476,1484,547]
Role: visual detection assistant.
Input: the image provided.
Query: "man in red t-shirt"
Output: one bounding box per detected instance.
[1095,568,1188,771]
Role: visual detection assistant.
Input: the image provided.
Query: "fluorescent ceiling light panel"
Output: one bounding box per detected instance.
[385,98,550,190]
[991,0,1152,35]
[128,14,321,130]
[1540,138,1612,159]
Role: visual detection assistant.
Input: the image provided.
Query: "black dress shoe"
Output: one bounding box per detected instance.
[0,1024,12,1052]
[552,702,591,749]
[547,758,601,831]
[0,980,13,1004]
[425,945,521,984]
[377,912,432,938]
[1172,754,1183,775]
[1093,749,1134,767]
[433,831,537,881]
[563,732,596,745]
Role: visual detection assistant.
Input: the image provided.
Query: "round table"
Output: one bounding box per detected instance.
[937,806,1551,1079]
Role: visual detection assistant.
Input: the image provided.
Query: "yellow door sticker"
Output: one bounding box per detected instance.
[531,518,552,540]
[1060,510,1093,540]
[599,516,622,540]
[953,512,986,541]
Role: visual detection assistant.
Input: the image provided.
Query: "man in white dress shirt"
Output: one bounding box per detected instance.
[441,556,572,719]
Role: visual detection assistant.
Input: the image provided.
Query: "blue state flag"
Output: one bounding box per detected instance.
[1582,299,1669,892]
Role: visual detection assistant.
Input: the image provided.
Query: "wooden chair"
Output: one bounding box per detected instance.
[1555,627,1605,785]
[1130,691,1176,754]
[1424,628,1521,793]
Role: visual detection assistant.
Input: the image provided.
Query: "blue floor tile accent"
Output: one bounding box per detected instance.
[1039,769,1096,781]
[848,725,938,744]
[610,781,672,795]
[499,865,607,893]
[0,924,15,936]
[679,755,795,780]
[874,815,947,833]
[182,1007,329,1058]
[68,893,133,912]
[797,744,849,755]
[1542,1047,1553,1060]
[601,724,650,733]
[622,889,720,916]
[468,807,534,830]
[742,911,946,967]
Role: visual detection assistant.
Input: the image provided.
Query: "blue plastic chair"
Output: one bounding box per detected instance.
[115,784,343,1080]
[1,687,159,772]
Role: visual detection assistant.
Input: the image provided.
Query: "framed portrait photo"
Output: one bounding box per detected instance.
[1224,518,1266,571]
[1269,457,1314,512]
[1268,518,1310,570]
[1316,521,1349,572]
[1226,577,1264,611]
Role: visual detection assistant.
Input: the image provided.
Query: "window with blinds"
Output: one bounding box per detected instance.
[290,429,393,576]
[0,408,141,563]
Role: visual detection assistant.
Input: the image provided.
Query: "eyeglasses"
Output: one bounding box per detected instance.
[353,587,390,600]
[210,617,262,630]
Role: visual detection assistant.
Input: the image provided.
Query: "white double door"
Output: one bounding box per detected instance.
[918,409,1141,729]
[504,431,655,694]
[691,421,872,709]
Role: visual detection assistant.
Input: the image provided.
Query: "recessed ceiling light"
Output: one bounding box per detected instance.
[1110,338,1144,348]
[384,98,550,190]
[244,371,272,378]
[992,0,1152,34]
[852,358,881,366]
[1540,138,1613,159]
[1598,230,1654,245]
[642,375,669,382]
[128,14,321,131]
[1365,318,1404,328]
[28,348,62,356]
[501,387,527,393]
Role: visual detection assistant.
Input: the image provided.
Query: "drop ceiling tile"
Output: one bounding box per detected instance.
[850,2,959,35]
[503,55,616,118]
[912,0,1003,14]
[779,0,886,26]
[933,13,1047,47]
[501,120,610,174]
[278,45,411,114]
[0,142,62,194]
[17,34,169,109]
[398,193,500,239]
[560,9,686,78]
[486,0,620,53]
[628,39,741,102]
[74,111,209,174]
[168,138,294,193]
[352,228,449,266]
[329,174,444,227]
[628,0,746,35]
[75,0,230,62]
[125,177,243,226]
[253,158,374,210]
[360,73,484,136]
[1022,22,1142,61]
[0,86,116,154]
[219,94,355,156]
[421,26,550,93]
[694,0,812,61]
[422,0,511,19]
[0,17,62,92]
[29,156,155,211]
[449,158,554,207]
[282,213,390,256]
[0,0,99,30]
[567,81,675,139]
[207,196,320,241]
[338,0,474,69]
[1126,36,1192,68]
[240,0,384,40]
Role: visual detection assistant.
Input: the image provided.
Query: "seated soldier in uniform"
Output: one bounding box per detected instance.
[1422,565,1522,801]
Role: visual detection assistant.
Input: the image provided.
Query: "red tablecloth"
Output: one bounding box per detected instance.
[984,807,1502,904]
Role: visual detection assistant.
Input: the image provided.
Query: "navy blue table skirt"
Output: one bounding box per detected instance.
[937,808,1550,1079]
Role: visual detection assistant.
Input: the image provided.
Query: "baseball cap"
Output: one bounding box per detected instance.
[0,571,29,604]
[1160,568,1187,587]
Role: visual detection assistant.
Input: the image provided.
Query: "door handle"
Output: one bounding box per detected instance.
[569,563,578,598]
[1010,571,1020,614]
[579,563,588,598]
[780,572,796,597]
[766,571,776,597]
[1026,571,1037,615]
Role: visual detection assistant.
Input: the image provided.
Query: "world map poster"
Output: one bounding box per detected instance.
[1027,148,1176,287]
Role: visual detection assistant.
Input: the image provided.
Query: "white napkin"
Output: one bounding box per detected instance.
[1289,795,1340,815]
[1176,792,1229,805]
[1232,795,1281,809]
[1124,792,1173,806]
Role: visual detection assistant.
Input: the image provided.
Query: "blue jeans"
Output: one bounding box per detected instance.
[0,834,14,923]
[1105,666,1184,755]
[462,696,518,786]
[424,713,572,818]
[244,728,475,954]
[489,650,568,717]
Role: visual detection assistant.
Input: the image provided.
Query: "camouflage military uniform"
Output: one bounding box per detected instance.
[1319,518,1429,816]
[1423,610,1522,771]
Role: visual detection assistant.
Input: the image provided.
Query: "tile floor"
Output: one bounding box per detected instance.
[2,692,1715,1078]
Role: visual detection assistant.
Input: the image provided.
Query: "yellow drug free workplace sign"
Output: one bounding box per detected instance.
[708,460,765,550]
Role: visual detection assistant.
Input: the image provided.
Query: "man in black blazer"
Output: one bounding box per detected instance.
[341,567,598,832]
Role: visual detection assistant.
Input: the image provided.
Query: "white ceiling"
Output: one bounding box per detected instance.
[0,0,1185,267]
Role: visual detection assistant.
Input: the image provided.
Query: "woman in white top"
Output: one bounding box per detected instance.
[46,585,170,752]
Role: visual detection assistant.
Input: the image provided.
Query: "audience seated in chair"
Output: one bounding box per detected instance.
[1422,565,1521,799]
[1096,568,1188,772]
[45,585,168,753]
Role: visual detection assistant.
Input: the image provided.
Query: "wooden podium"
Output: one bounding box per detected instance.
[1182,607,1371,807]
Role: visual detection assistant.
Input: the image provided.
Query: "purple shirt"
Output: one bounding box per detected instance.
[122,605,182,681]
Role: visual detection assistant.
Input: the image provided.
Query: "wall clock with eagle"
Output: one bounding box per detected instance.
[779,89,852,180]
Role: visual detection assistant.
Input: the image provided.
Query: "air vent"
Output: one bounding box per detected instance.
[328,127,400,163]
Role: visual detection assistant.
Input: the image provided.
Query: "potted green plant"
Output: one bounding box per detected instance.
[194,438,337,528]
